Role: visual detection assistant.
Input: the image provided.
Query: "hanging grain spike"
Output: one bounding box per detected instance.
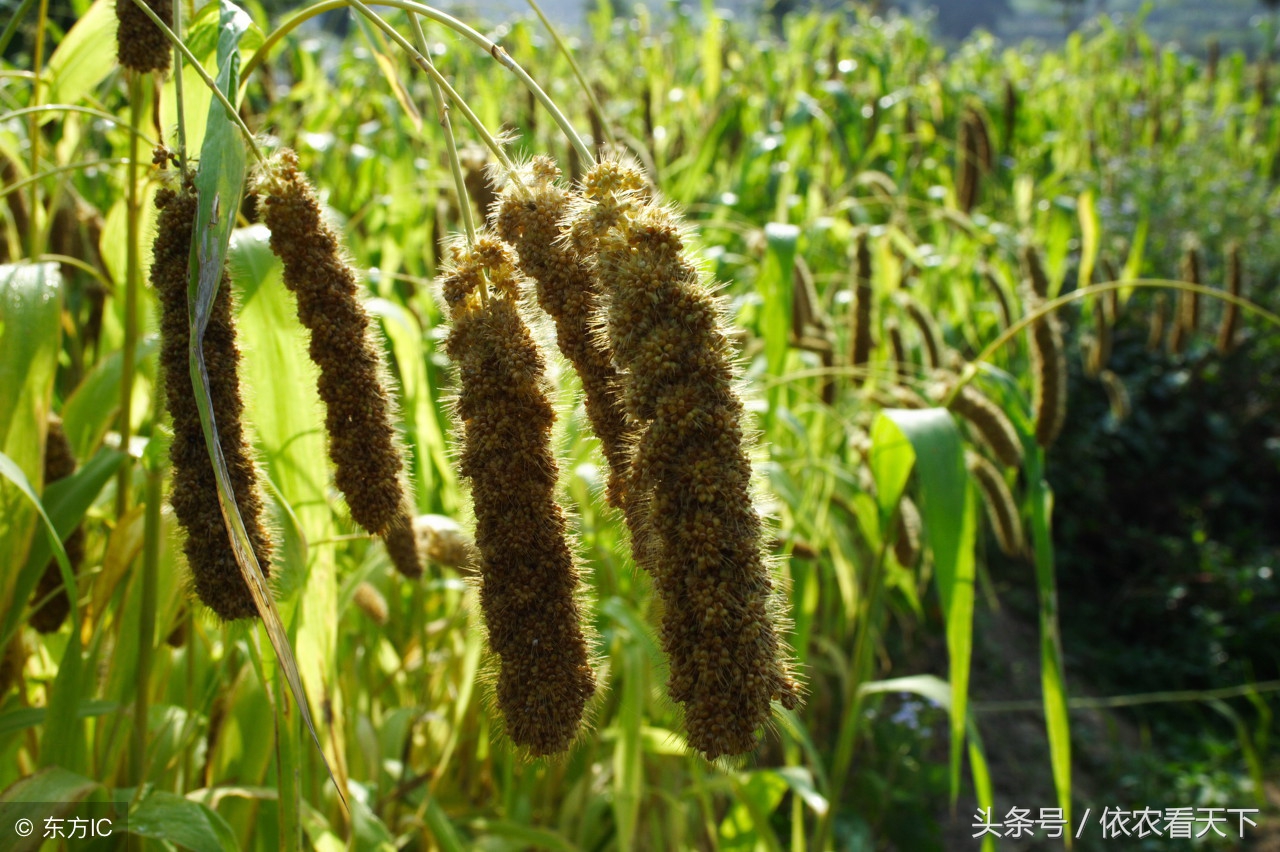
[1218,241,1242,355]
[1148,293,1168,352]
[967,451,1024,558]
[955,110,979,214]
[256,150,411,543]
[849,232,874,380]
[1002,77,1018,152]
[894,495,922,568]
[116,0,172,75]
[946,381,1024,469]
[153,172,273,621]
[442,235,596,757]
[901,294,942,370]
[885,317,907,379]
[568,155,801,759]
[981,264,1013,331]
[1020,246,1066,449]
[1178,239,1202,338]
[494,156,649,562]
[28,416,86,633]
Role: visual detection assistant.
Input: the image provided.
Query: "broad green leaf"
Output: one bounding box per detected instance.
[773,766,828,816]
[0,766,99,803]
[882,408,976,804]
[0,766,104,852]
[0,262,62,619]
[129,790,240,852]
[761,222,798,384]
[62,339,157,461]
[870,411,916,528]
[0,452,73,647]
[43,0,115,110]
[720,771,787,851]
[41,628,84,770]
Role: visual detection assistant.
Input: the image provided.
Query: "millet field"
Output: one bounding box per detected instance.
[1,0,1279,849]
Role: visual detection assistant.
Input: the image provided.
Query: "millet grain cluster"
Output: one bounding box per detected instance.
[567,157,801,759]
[257,151,418,576]
[443,237,597,756]
[153,174,273,621]
[115,0,172,74]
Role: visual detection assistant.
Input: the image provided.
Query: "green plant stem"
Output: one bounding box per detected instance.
[1,106,159,146]
[27,0,49,258]
[116,75,143,517]
[245,0,592,165]
[976,681,1280,714]
[811,537,891,852]
[526,0,615,148]
[173,0,187,171]
[408,14,474,246]
[132,415,164,784]
[1,159,134,201]
[345,0,517,175]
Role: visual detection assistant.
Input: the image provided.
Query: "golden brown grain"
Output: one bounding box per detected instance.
[443,235,596,756]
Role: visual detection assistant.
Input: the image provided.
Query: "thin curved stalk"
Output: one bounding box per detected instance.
[28,0,50,257]
[346,0,516,174]
[527,0,615,148]
[116,75,143,516]
[409,13,475,247]
[1,106,159,146]
[1,159,133,201]
[244,0,592,165]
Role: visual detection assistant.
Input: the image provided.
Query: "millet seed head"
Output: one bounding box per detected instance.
[256,150,409,536]
[153,172,273,621]
[442,234,597,756]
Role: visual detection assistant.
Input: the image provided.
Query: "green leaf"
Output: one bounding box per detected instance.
[0,451,73,645]
[1121,216,1149,301]
[0,766,103,852]
[18,447,125,607]
[773,766,828,817]
[43,0,116,110]
[966,717,997,852]
[761,223,798,383]
[870,411,917,528]
[129,790,240,852]
[882,408,977,804]
[0,262,62,620]
[62,339,157,461]
[0,765,100,803]
[0,700,118,739]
